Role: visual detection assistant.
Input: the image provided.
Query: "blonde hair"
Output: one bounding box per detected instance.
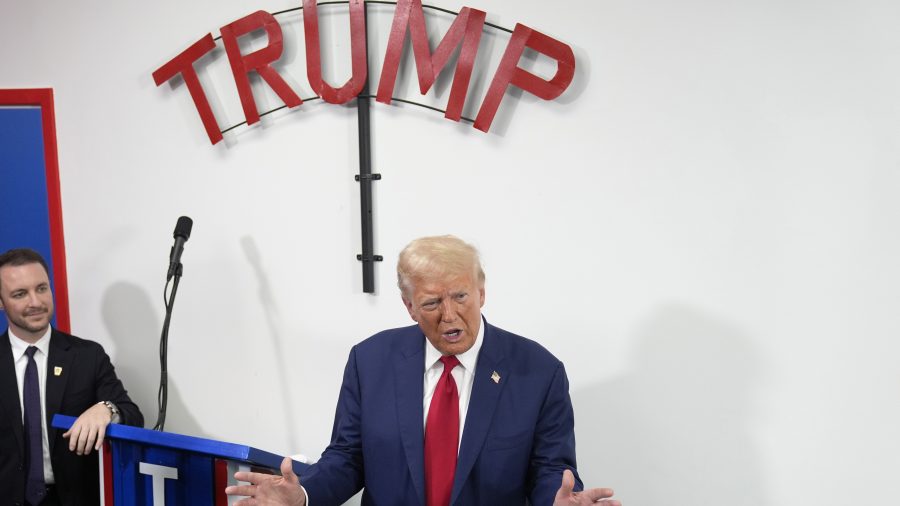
[397,235,485,298]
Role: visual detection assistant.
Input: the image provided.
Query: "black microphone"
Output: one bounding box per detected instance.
[167,216,193,280]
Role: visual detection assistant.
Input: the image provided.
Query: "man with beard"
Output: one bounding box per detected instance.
[0,248,143,505]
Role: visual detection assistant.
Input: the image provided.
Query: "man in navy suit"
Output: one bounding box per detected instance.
[0,248,143,505]
[227,236,620,505]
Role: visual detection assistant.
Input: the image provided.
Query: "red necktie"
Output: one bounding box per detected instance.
[425,355,461,506]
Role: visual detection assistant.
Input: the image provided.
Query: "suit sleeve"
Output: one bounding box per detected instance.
[528,361,583,505]
[93,345,143,427]
[299,346,365,505]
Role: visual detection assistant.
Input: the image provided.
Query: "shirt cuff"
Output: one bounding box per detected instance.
[300,484,310,505]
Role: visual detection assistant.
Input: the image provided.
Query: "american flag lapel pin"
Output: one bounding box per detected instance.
[491,371,500,384]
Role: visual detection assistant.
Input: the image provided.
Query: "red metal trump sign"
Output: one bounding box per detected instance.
[152,0,576,145]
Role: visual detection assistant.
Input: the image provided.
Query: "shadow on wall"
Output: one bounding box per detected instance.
[572,304,765,506]
[241,235,301,452]
[101,281,202,436]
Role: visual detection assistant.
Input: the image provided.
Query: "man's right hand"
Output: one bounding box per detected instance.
[62,402,114,455]
[226,456,307,506]
[553,469,621,506]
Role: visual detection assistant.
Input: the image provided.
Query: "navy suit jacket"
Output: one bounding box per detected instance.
[301,320,582,505]
[0,329,143,506]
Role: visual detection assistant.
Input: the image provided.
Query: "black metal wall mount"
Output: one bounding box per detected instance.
[355,89,382,293]
[355,1,382,294]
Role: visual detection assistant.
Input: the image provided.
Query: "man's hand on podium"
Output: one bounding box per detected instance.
[226,456,307,505]
[62,401,114,455]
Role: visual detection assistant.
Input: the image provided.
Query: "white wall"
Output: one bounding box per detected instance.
[3,0,899,504]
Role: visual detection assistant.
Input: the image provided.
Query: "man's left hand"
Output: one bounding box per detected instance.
[62,402,113,455]
[226,456,307,505]
[554,469,621,505]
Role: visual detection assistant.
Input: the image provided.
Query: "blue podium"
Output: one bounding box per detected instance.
[52,414,310,505]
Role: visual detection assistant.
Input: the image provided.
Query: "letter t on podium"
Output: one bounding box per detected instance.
[139,462,179,506]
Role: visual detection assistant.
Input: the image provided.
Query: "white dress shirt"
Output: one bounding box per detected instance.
[9,327,56,484]
[422,319,485,446]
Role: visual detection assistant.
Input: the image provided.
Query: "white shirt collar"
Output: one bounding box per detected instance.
[424,316,485,372]
[8,326,52,360]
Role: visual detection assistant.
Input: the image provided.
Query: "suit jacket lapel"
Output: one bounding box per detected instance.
[45,329,74,453]
[394,332,427,506]
[451,323,507,504]
[0,333,26,456]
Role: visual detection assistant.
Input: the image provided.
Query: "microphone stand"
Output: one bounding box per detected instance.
[153,263,183,431]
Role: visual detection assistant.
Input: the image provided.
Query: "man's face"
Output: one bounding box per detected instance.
[403,270,485,356]
[0,262,55,343]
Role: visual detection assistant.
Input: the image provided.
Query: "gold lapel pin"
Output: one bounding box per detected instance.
[54,366,62,376]
[491,371,500,384]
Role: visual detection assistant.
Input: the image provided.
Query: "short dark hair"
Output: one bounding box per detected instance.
[0,248,50,288]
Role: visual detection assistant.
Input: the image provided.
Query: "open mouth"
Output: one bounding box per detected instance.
[442,329,462,340]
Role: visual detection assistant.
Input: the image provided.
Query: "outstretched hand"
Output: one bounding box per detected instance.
[225,456,307,506]
[553,469,621,506]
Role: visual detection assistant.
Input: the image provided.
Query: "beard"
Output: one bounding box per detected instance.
[9,307,53,335]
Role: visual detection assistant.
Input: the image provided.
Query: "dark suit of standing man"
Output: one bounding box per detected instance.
[227,236,621,506]
[0,248,143,506]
